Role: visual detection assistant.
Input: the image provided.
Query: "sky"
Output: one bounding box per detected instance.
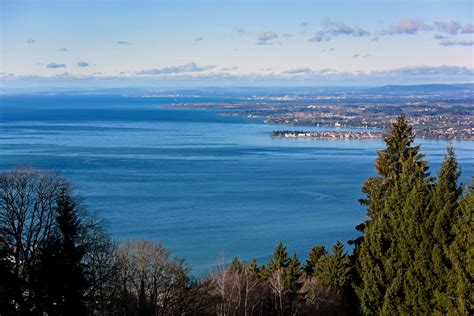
[1,0,473,90]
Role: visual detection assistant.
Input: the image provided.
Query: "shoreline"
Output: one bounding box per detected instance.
[271,130,383,139]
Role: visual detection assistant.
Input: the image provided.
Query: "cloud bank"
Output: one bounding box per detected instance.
[384,19,432,35]
[137,62,215,75]
[3,65,473,90]
[309,18,370,42]
[439,40,474,47]
[46,63,66,69]
[434,20,462,35]
[257,31,279,45]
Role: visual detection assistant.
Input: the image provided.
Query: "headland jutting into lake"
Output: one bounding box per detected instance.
[161,84,474,140]
[271,130,383,139]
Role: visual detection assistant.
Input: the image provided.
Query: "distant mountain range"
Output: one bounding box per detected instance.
[1,83,473,96]
[364,83,474,94]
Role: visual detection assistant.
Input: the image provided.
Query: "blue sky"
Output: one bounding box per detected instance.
[1,0,473,89]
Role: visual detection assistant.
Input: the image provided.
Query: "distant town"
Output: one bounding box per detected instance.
[272,130,383,139]
[164,84,474,140]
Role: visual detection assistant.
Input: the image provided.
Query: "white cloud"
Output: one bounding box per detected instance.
[76,61,89,67]
[439,40,474,47]
[461,24,474,34]
[309,18,370,43]
[3,65,473,90]
[434,20,462,35]
[372,65,474,77]
[257,31,279,45]
[433,34,448,40]
[384,19,432,35]
[353,53,371,59]
[137,62,215,75]
[46,63,66,69]
[309,31,330,43]
[282,67,313,74]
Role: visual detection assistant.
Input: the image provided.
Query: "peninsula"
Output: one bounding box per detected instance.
[271,130,383,139]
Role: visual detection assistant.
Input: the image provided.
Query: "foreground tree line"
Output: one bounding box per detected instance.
[0,116,472,315]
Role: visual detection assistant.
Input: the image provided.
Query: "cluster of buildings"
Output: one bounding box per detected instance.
[271,130,382,139]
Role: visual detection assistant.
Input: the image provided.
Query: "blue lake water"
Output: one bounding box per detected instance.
[0,95,472,276]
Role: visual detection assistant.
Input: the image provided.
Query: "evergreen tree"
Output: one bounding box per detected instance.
[268,241,290,271]
[316,241,352,292]
[305,245,327,275]
[258,264,271,280]
[228,257,245,273]
[248,257,258,273]
[428,147,463,313]
[445,182,473,314]
[380,164,431,314]
[354,116,430,315]
[284,254,302,293]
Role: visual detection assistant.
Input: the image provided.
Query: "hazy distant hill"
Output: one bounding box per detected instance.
[2,83,473,97]
[364,83,474,94]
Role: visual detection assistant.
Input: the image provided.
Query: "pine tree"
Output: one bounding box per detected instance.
[248,257,258,273]
[268,241,290,272]
[354,116,430,315]
[428,147,463,313]
[380,165,431,314]
[228,257,245,273]
[316,241,352,292]
[305,245,327,275]
[445,182,473,314]
[284,254,302,293]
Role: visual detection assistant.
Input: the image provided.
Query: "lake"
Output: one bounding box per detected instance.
[0,95,472,276]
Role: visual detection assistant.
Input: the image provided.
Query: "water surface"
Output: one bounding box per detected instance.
[1,95,472,275]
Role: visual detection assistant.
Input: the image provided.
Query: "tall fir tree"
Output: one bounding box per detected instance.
[316,241,352,292]
[354,116,430,315]
[284,254,302,294]
[429,147,463,313]
[445,182,473,314]
[305,245,327,275]
[268,241,290,271]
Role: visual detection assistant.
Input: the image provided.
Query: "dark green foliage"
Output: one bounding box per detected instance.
[268,241,290,271]
[448,184,473,314]
[354,116,431,315]
[228,256,246,273]
[248,257,258,273]
[285,254,302,293]
[305,245,327,275]
[315,241,351,292]
[374,115,429,182]
[354,116,472,315]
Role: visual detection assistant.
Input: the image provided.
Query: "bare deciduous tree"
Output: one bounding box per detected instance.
[268,269,286,316]
[0,167,63,309]
[114,239,188,315]
[209,258,243,316]
[299,274,344,315]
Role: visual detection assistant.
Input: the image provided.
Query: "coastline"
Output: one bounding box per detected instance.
[271,130,383,139]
